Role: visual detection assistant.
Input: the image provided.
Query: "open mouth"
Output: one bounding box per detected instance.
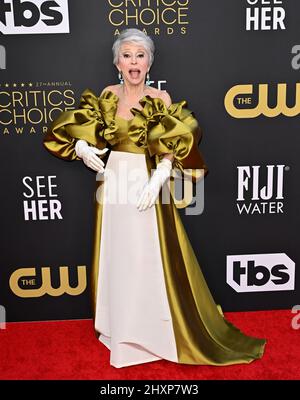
[129,68,141,79]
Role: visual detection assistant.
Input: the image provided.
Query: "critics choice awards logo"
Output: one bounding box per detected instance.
[0,82,74,135]
[107,0,189,36]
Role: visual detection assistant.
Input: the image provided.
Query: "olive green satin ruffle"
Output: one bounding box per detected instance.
[44,88,208,176]
[129,95,208,183]
[43,87,208,207]
[154,188,266,365]
[43,88,118,160]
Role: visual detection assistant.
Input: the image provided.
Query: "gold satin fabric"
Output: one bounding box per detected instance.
[43,88,266,365]
[112,115,147,154]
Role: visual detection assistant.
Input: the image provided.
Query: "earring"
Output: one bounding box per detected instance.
[118,71,124,84]
[146,72,151,86]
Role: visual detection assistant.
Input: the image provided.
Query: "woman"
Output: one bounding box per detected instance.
[43,28,266,368]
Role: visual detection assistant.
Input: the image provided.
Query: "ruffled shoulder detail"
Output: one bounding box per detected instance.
[97,89,119,143]
[128,95,208,181]
[128,95,181,148]
[132,95,169,121]
[79,88,119,143]
[43,88,119,160]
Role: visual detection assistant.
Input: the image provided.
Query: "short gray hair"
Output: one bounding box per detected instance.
[112,28,155,67]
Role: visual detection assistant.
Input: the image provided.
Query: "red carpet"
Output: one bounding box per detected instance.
[0,309,298,380]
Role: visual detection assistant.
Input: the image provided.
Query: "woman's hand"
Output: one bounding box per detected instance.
[162,153,174,163]
[136,158,172,211]
[75,139,109,173]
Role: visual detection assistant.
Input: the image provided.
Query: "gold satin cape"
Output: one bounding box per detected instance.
[43,88,266,365]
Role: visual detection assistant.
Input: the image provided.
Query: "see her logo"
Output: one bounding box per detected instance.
[0,0,69,35]
[22,175,63,221]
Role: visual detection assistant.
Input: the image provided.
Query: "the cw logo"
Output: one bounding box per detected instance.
[224,83,300,118]
[9,266,86,298]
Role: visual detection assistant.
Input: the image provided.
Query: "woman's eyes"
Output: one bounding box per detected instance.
[122,53,145,58]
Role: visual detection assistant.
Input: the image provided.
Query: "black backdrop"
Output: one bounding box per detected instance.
[0,0,299,322]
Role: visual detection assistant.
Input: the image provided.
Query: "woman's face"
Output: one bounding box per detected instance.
[116,41,150,86]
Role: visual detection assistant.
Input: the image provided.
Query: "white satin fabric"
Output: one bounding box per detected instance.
[94,150,178,368]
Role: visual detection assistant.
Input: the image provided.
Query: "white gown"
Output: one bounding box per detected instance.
[94,148,178,368]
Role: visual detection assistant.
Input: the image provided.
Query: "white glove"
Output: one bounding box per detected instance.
[137,158,172,211]
[75,139,109,173]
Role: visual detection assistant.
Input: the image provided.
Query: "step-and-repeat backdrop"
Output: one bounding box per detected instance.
[1,0,299,322]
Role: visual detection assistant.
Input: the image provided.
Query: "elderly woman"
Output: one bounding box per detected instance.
[44,28,266,368]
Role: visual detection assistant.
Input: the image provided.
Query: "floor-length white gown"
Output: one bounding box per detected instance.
[94,117,178,368]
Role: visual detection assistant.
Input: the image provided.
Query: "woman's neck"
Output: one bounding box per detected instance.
[120,82,146,100]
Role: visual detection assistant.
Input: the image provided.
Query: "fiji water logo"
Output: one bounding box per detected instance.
[236,164,289,215]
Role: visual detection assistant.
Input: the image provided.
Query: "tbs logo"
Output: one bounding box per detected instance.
[0,0,70,35]
[227,253,295,292]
